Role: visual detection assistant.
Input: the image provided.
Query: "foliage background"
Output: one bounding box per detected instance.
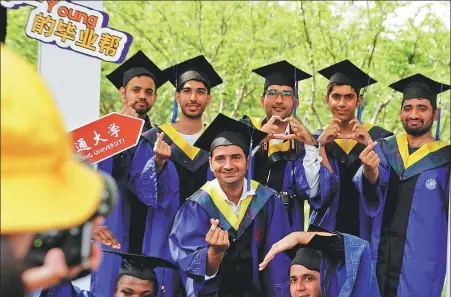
[6,1,451,140]
[5,1,450,295]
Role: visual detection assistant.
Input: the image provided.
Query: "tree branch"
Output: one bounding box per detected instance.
[370,90,396,124]
[317,8,337,63]
[195,1,206,54]
[210,4,240,63]
[154,7,202,52]
[119,12,173,64]
[229,4,271,118]
[300,1,322,128]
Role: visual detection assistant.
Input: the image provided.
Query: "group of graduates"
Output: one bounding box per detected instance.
[40,49,449,297]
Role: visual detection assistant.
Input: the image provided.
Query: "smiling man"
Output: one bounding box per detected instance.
[169,113,292,297]
[289,249,322,297]
[354,74,451,297]
[92,50,168,297]
[240,61,318,231]
[127,56,223,297]
[305,60,392,239]
[32,251,177,297]
[259,225,380,297]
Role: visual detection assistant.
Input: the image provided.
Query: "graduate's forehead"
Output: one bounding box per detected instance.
[117,275,155,293]
[290,264,319,278]
[266,84,294,92]
[181,80,208,90]
[126,76,156,90]
[329,84,357,95]
[211,145,245,157]
[402,98,433,109]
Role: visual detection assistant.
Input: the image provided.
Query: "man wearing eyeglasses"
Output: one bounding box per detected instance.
[240,61,322,232]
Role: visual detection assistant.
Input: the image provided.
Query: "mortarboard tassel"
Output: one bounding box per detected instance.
[171,65,179,123]
[435,84,443,141]
[293,66,298,118]
[356,98,363,122]
[357,76,372,122]
[247,137,253,192]
[171,96,178,123]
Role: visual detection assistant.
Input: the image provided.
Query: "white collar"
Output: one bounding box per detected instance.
[210,178,255,204]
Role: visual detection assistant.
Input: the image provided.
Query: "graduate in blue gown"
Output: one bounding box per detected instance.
[305,60,392,239]
[91,50,168,297]
[169,113,292,297]
[32,251,177,297]
[260,225,380,297]
[127,56,223,297]
[240,61,319,232]
[353,74,450,297]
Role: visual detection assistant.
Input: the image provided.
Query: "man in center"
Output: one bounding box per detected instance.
[240,61,320,231]
[169,113,292,297]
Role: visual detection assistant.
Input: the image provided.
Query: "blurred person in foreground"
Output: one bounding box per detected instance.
[259,225,380,297]
[31,251,177,297]
[0,45,104,295]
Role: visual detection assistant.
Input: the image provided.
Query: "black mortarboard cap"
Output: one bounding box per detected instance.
[0,6,6,43]
[289,248,321,272]
[193,113,267,156]
[106,50,167,90]
[164,55,223,92]
[388,73,450,108]
[103,250,177,281]
[252,60,312,90]
[318,59,377,95]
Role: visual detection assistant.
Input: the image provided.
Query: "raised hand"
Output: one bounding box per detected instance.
[154,132,171,170]
[359,140,379,169]
[260,115,288,143]
[120,98,138,118]
[350,119,371,145]
[318,118,341,146]
[92,225,121,249]
[206,218,230,255]
[284,117,317,145]
[360,140,380,184]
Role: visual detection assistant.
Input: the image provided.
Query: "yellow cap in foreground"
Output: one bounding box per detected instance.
[1,45,103,234]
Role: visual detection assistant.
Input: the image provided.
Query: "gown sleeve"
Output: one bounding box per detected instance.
[169,200,213,296]
[321,233,380,297]
[128,138,179,210]
[353,143,390,217]
[261,195,292,297]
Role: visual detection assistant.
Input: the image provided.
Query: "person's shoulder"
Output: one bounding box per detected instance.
[254,181,278,198]
[141,125,164,144]
[365,123,393,140]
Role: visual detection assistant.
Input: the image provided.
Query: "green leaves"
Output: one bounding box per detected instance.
[6,1,450,140]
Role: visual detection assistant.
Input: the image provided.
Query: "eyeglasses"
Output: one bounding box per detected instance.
[265,89,294,100]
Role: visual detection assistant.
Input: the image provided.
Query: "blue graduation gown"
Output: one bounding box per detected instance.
[321,234,380,297]
[169,180,292,297]
[29,283,94,297]
[241,116,313,232]
[353,133,450,297]
[126,123,214,297]
[309,124,392,239]
[90,117,154,297]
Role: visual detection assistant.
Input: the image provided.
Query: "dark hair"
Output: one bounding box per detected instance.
[179,80,211,95]
[114,272,159,297]
[401,97,437,110]
[1,236,26,297]
[326,83,359,97]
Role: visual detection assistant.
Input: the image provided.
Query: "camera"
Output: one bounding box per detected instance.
[279,191,296,225]
[24,166,118,271]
